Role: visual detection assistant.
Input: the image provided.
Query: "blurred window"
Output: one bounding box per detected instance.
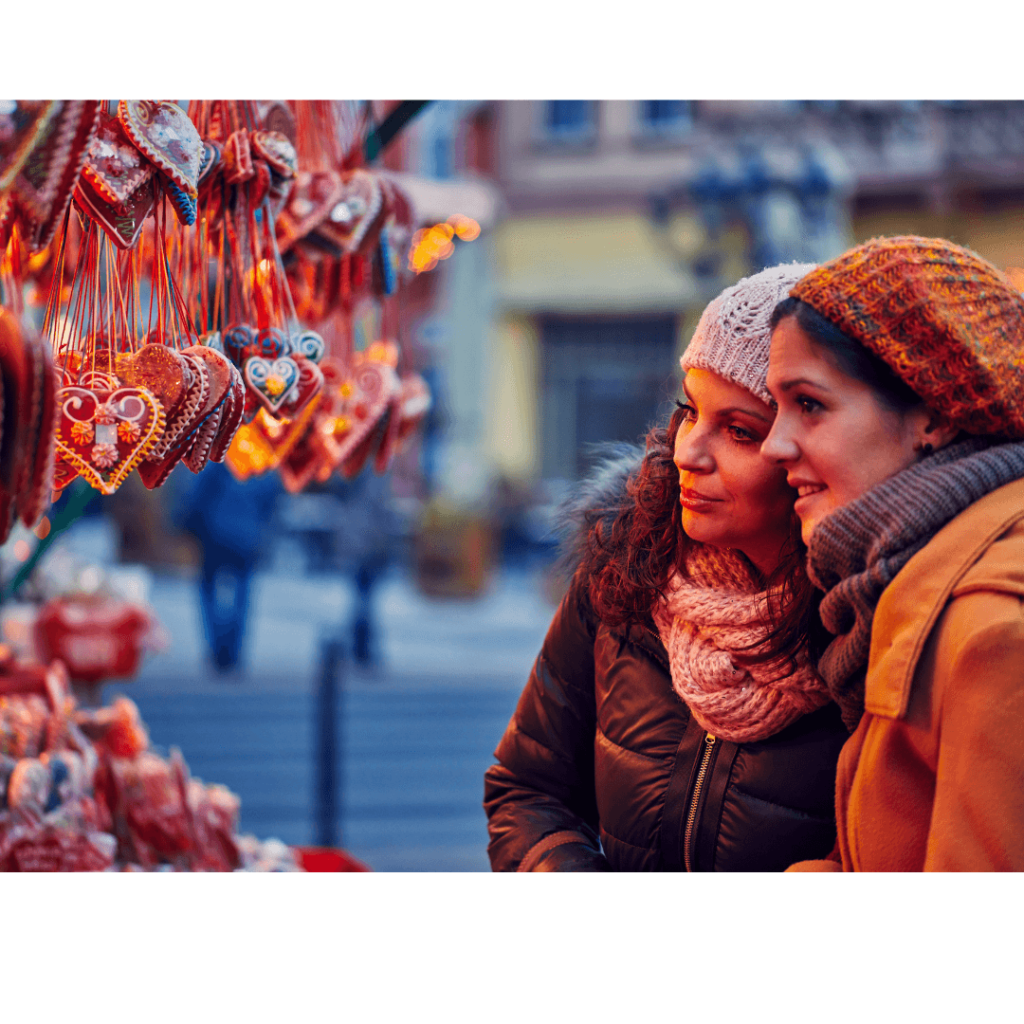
[431,133,453,178]
[540,316,679,480]
[637,100,692,138]
[540,100,597,144]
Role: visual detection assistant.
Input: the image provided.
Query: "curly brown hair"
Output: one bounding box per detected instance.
[582,405,827,668]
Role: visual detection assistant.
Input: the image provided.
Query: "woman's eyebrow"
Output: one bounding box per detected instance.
[774,376,830,393]
[717,406,773,423]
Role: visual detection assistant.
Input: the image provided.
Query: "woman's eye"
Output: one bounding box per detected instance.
[675,400,696,421]
[728,425,755,442]
[796,394,823,414]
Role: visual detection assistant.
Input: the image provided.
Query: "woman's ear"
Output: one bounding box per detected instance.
[918,408,960,453]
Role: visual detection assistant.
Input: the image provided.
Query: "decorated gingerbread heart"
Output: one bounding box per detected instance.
[221,323,255,367]
[0,101,60,193]
[288,329,325,363]
[115,344,191,420]
[117,101,201,200]
[250,130,297,179]
[275,171,347,254]
[53,386,165,495]
[12,100,101,251]
[243,355,300,415]
[180,346,234,473]
[79,110,155,209]
[318,358,398,468]
[314,169,384,256]
[277,354,324,420]
[222,129,254,185]
[74,172,156,249]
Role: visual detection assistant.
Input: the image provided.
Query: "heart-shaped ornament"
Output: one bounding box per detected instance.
[222,130,254,185]
[208,361,246,463]
[0,101,61,193]
[13,100,101,251]
[278,413,334,494]
[221,323,255,367]
[117,101,201,199]
[180,346,233,473]
[244,355,299,415]
[74,172,156,249]
[314,169,384,256]
[250,130,297,179]
[318,358,398,467]
[80,110,155,208]
[144,352,210,461]
[277,354,324,419]
[289,329,325,363]
[53,386,165,494]
[251,400,321,478]
[275,171,347,254]
[254,326,288,360]
[115,344,191,420]
[21,350,60,528]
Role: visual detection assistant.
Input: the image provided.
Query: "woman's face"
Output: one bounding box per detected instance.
[673,368,796,575]
[763,315,928,545]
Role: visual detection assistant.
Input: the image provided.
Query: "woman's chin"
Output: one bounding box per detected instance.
[682,511,724,548]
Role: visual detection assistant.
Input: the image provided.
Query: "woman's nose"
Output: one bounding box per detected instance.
[761,416,799,463]
[674,426,714,473]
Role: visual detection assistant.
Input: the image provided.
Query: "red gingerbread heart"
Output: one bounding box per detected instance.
[0,101,60,193]
[319,358,398,468]
[53,385,165,495]
[12,100,101,251]
[0,307,34,541]
[180,346,234,473]
[115,344,191,421]
[74,172,156,249]
[208,361,246,464]
[277,354,324,420]
[250,130,297,179]
[278,415,333,494]
[275,171,348,254]
[80,110,155,208]
[117,101,201,200]
[314,169,384,256]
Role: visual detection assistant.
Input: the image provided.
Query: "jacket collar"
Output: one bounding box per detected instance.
[865,477,1024,719]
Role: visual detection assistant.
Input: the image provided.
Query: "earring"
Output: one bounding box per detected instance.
[914,440,934,456]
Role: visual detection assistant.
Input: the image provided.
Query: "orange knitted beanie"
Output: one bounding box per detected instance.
[790,235,1024,438]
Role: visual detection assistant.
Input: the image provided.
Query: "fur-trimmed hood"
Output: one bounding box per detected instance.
[554,442,645,581]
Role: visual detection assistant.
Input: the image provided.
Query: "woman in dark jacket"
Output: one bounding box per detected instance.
[484,264,849,871]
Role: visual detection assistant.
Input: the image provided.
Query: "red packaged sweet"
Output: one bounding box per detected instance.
[34,597,157,684]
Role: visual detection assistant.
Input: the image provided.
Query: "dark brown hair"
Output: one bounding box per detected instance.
[583,405,828,667]
[770,297,923,415]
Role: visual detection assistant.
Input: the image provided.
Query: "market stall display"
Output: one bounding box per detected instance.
[0,99,459,870]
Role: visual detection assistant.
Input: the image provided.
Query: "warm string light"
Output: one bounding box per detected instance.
[408,215,480,274]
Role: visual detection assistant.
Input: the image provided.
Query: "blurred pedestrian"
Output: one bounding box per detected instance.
[176,463,281,674]
[764,236,1024,870]
[485,264,848,871]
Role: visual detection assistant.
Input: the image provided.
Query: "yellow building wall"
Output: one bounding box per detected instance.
[485,312,540,483]
[853,208,1024,270]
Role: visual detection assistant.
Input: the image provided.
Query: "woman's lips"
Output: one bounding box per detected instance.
[680,486,723,513]
[792,482,827,518]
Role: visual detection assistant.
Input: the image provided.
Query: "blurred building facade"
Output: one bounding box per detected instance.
[383,100,1024,505]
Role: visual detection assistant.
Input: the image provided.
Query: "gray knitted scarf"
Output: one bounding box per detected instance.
[807,437,1024,731]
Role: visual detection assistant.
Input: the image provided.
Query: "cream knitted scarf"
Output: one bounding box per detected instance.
[652,544,830,743]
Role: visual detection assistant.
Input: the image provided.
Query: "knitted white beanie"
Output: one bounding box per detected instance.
[680,262,817,407]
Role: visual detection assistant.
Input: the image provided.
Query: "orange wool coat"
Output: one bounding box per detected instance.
[789,477,1024,872]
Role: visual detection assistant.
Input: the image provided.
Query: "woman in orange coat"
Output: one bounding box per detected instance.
[762,235,1024,871]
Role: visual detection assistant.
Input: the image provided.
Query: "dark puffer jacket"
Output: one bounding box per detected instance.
[484,449,848,872]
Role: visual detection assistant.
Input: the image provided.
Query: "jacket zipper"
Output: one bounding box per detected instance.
[683,733,716,872]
